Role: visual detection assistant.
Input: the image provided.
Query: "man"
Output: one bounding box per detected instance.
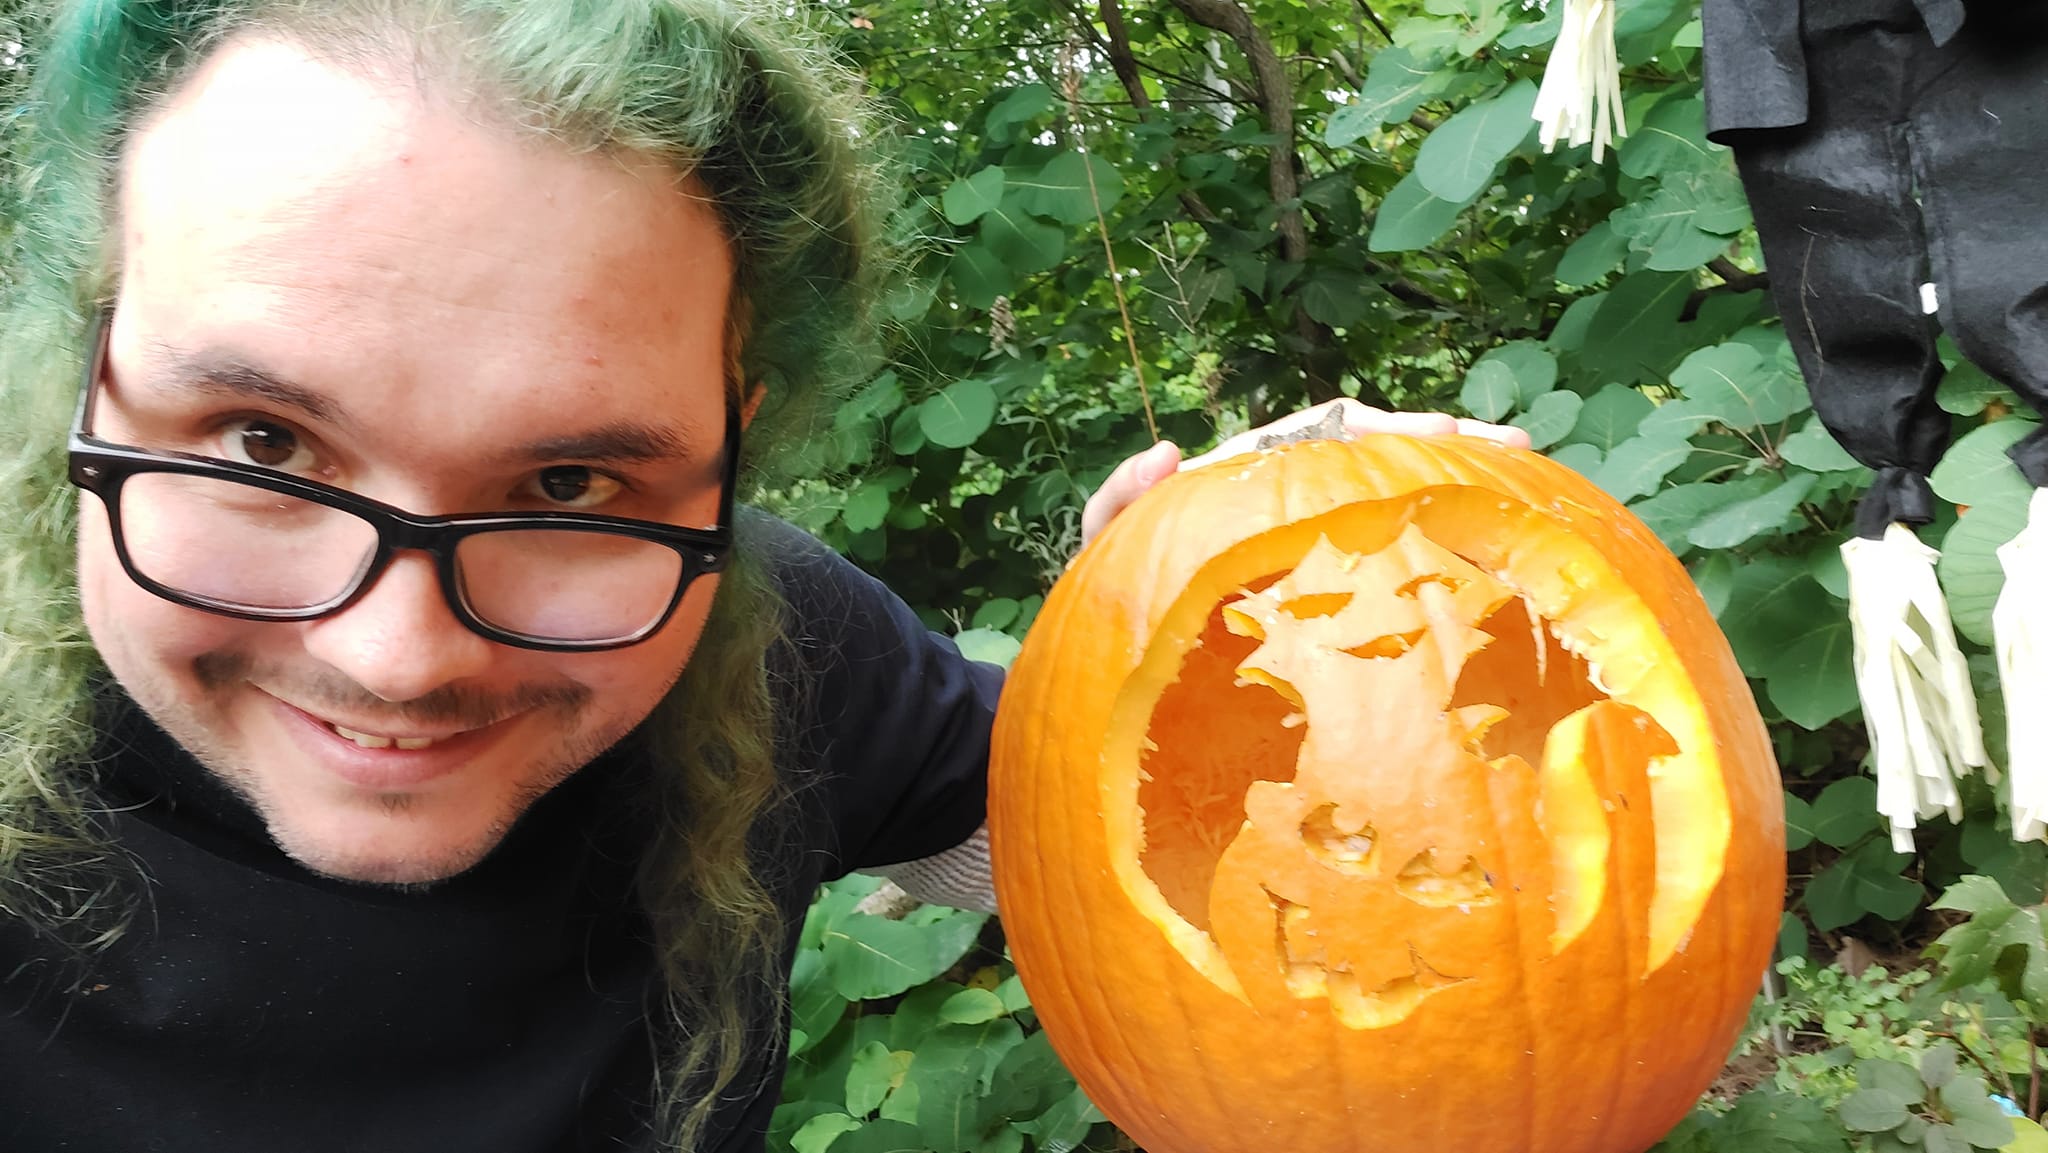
[0,2,1523,1150]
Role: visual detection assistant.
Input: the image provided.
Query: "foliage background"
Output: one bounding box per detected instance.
[765,0,2048,1150]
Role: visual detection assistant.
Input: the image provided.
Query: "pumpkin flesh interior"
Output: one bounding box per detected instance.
[1102,489,1730,1011]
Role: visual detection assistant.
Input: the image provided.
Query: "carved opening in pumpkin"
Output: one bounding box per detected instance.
[1134,555,1611,942]
[1101,490,1732,1005]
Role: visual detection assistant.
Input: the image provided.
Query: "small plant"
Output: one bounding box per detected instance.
[1837,1045,2014,1152]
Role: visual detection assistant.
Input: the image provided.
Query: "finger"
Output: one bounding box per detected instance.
[1347,408,1459,438]
[1082,441,1182,545]
[1455,417,1532,449]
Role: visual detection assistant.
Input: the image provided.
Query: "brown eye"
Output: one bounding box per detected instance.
[219,418,316,471]
[531,466,623,510]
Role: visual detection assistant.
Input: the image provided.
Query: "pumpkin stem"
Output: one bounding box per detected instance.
[1839,524,1988,851]
[1532,0,1628,163]
[1996,488,2048,842]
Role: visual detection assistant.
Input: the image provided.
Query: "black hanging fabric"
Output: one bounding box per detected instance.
[1704,0,2048,535]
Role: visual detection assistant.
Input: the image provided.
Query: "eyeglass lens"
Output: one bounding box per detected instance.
[117,472,686,644]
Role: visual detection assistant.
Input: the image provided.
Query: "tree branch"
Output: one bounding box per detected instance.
[1352,0,1393,42]
[1681,257,1772,321]
[1169,0,1350,402]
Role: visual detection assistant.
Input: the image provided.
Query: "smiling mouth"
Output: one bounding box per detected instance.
[327,723,444,751]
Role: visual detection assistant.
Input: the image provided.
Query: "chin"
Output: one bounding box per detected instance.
[260,792,524,887]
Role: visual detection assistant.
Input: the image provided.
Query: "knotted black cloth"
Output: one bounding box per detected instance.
[1704,0,2048,534]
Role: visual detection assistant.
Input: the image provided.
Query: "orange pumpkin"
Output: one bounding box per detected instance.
[989,434,1784,1153]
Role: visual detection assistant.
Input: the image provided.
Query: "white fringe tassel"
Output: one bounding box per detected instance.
[1996,489,2048,841]
[1533,0,1628,162]
[1840,524,1988,852]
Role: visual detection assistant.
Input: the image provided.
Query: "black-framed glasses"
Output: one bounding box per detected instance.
[67,309,739,652]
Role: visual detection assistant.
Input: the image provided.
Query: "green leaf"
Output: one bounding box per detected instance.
[939,987,1007,1025]
[1564,382,1655,451]
[982,84,1054,145]
[954,627,1022,670]
[1930,419,2038,509]
[1717,557,1826,673]
[1921,1043,1959,1090]
[1930,877,2048,1004]
[1761,611,1859,729]
[1784,791,1817,851]
[1017,1087,1105,1153]
[1690,550,1739,615]
[1413,78,1537,202]
[1938,1078,2015,1149]
[1629,477,1772,555]
[949,242,1012,310]
[829,1119,930,1153]
[1580,271,1693,384]
[1461,358,1520,421]
[1547,442,1604,475]
[1012,152,1122,226]
[790,949,851,1057]
[1369,169,1472,252]
[910,1019,1027,1153]
[1939,491,2030,647]
[1807,840,1923,931]
[1556,219,1629,287]
[1482,340,1557,399]
[1686,473,1816,550]
[1937,358,2022,416]
[1618,93,1722,180]
[793,1113,864,1153]
[820,908,989,1001]
[942,167,1006,226]
[1330,46,1455,143]
[1859,1058,1928,1107]
[841,482,893,534]
[1591,432,1694,502]
[920,379,997,448]
[1499,0,1562,49]
[1300,268,1373,329]
[846,1042,905,1118]
[1837,1089,1912,1132]
[970,598,1020,631]
[1608,172,1749,272]
[981,202,1065,275]
[1778,417,1864,472]
[1512,390,1583,450]
[838,372,906,431]
[2004,1117,2048,1153]
[1669,341,1809,431]
[1809,777,1881,849]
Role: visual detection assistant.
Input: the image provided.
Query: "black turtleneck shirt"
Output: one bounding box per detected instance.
[0,519,1001,1152]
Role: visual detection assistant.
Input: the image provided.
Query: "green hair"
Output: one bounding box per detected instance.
[0,1,892,1147]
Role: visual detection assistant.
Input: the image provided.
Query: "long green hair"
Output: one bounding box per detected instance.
[0,1,891,1147]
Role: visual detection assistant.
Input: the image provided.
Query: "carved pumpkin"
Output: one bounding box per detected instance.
[988,434,1783,1153]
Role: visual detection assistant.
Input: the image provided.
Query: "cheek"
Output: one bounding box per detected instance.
[76,497,262,696]
[558,571,722,729]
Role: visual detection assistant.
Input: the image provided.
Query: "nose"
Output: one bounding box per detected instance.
[299,551,497,702]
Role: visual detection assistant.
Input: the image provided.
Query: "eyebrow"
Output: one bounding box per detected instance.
[142,340,355,431]
[506,420,700,466]
[139,338,704,467]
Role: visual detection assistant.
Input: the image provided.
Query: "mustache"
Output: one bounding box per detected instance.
[192,650,592,727]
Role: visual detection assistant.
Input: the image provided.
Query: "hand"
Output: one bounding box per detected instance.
[1078,399,1531,547]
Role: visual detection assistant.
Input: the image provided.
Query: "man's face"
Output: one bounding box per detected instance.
[77,37,738,884]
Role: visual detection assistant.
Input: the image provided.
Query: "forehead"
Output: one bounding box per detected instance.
[113,35,734,445]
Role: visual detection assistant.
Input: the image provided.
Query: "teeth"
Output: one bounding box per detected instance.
[330,724,438,750]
